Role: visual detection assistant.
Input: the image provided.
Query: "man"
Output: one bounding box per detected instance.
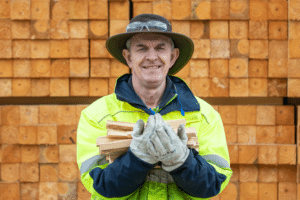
[77,14,232,199]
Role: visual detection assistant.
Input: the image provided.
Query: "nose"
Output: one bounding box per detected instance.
[145,48,158,61]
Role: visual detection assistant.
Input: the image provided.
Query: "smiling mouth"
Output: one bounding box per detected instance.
[142,66,162,69]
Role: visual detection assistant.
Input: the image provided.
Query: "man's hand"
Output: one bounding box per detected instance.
[129,115,159,165]
[148,113,190,172]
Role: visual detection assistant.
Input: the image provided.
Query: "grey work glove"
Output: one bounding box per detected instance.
[148,113,190,172]
[129,115,158,165]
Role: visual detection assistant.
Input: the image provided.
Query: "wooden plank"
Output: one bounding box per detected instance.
[153,1,172,20]
[90,59,110,77]
[172,21,190,38]
[238,145,258,164]
[1,125,19,144]
[229,58,248,78]
[110,59,130,78]
[276,125,295,144]
[210,77,229,97]
[237,126,256,144]
[219,106,237,125]
[190,78,210,97]
[249,21,268,39]
[230,78,249,97]
[174,61,190,78]
[249,60,268,78]
[89,0,108,20]
[50,59,70,78]
[289,21,300,39]
[1,163,19,182]
[289,39,300,59]
[58,163,78,182]
[20,163,39,182]
[31,1,50,20]
[171,1,191,20]
[249,78,267,97]
[31,20,50,39]
[20,183,39,200]
[70,78,89,96]
[19,126,38,145]
[256,106,275,125]
[269,21,287,40]
[278,144,296,165]
[190,60,208,78]
[90,39,111,58]
[230,0,249,20]
[13,60,31,78]
[275,106,295,125]
[258,183,277,200]
[211,1,229,20]
[210,39,230,59]
[278,165,297,182]
[278,182,297,200]
[11,0,30,20]
[133,2,153,17]
[50,20,69,39]
[258,165,278,183]
[249,40,268,59]
[37,125,57,144]
[219,182,238,200]
[1,106,20,125]
[109,20,128,37]
[224,125,237,143]
[192,39,210,59]
[50,78,69,96]
[239,182,258,200]
[109,1,130,20]
[0,39,12,58]
[0,20,11,39]
[0,79,11,96]
[209,59,228,78]
[89,20,108,39]
[268,1,287,20]
[96,136,132,151]
[288,59,300,78]
[78,182,92,200]
[57,105,76,125]
[288,79,300,97]
[69,0,88,20]
[239,165,258,182]
[268,78,287,97]
[31,40,50,59]
[237,106,256,125]
[91,68,109,88]
[210,21,228,39]
[59,144,76,163]
[39,145,59,163]
[249,1,268,21]
[0,0,10,19]
[0,183,20,199]
[12,40,30,58]
[21,145,39,163]
[11,20,30,39]
[31,59,51,77]
[0,59,13,78]
[258,145,277,165]
[50,40,69,58]
[70,58,89,77]
[20,106,38,125]
[191,0,211,20]
[256,126,276,144]
[58,182,77,200]
[40,164,58,182]
[57,125,77,144]
[230,39,249,58]
[69,21,88,39]
[50,0,69,20]
[190,21,209,39]
[69,39,89,58]
[39,105,58,124]
[109,78,117,94]
[228,145,239,164]
[12,81,29,96]
[39,182,57,200]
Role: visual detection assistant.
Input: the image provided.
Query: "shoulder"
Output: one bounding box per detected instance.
[194,96,220,124]
[81,93,120,121]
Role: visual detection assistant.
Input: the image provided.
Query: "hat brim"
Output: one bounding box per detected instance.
[105,31,194,75]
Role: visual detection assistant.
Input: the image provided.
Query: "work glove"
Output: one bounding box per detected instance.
[148,113,190,172]
[129,115,159,165]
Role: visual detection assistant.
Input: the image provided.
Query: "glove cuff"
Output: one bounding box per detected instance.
[162,148,190,172]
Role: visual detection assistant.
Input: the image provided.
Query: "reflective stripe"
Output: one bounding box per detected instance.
[202,154,230,169]
[80,155,108,175]
[146,169,174,184]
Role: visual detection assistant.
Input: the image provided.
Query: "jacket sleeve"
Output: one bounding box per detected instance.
[169,101,232,199]
[77,108,156,199]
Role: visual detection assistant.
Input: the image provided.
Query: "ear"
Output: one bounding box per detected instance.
[122,49,132,67]
[170,48,179,67]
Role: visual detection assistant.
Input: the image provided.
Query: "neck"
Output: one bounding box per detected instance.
[132,77,167,109]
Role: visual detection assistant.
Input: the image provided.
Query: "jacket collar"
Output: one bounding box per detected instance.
[115,74,200,115]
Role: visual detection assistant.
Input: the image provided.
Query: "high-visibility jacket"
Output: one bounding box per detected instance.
[77,74,232,200]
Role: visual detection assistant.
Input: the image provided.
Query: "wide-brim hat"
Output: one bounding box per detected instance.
[105,14,194,75]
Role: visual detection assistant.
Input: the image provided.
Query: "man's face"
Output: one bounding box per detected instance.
[122,33,179,88]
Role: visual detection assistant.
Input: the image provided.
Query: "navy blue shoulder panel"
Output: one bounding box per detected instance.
[169,148,227,198]
[89,149,156,198]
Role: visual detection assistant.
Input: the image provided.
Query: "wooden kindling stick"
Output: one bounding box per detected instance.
[96,119,199,163]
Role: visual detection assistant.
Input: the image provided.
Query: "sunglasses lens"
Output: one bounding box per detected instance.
[126,21,168,32]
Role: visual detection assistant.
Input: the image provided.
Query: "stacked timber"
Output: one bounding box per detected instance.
[96,119,199,163]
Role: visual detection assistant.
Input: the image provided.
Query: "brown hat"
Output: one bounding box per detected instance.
[105,14,194,75]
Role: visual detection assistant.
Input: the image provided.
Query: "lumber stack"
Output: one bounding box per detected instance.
[96,119,198,163]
